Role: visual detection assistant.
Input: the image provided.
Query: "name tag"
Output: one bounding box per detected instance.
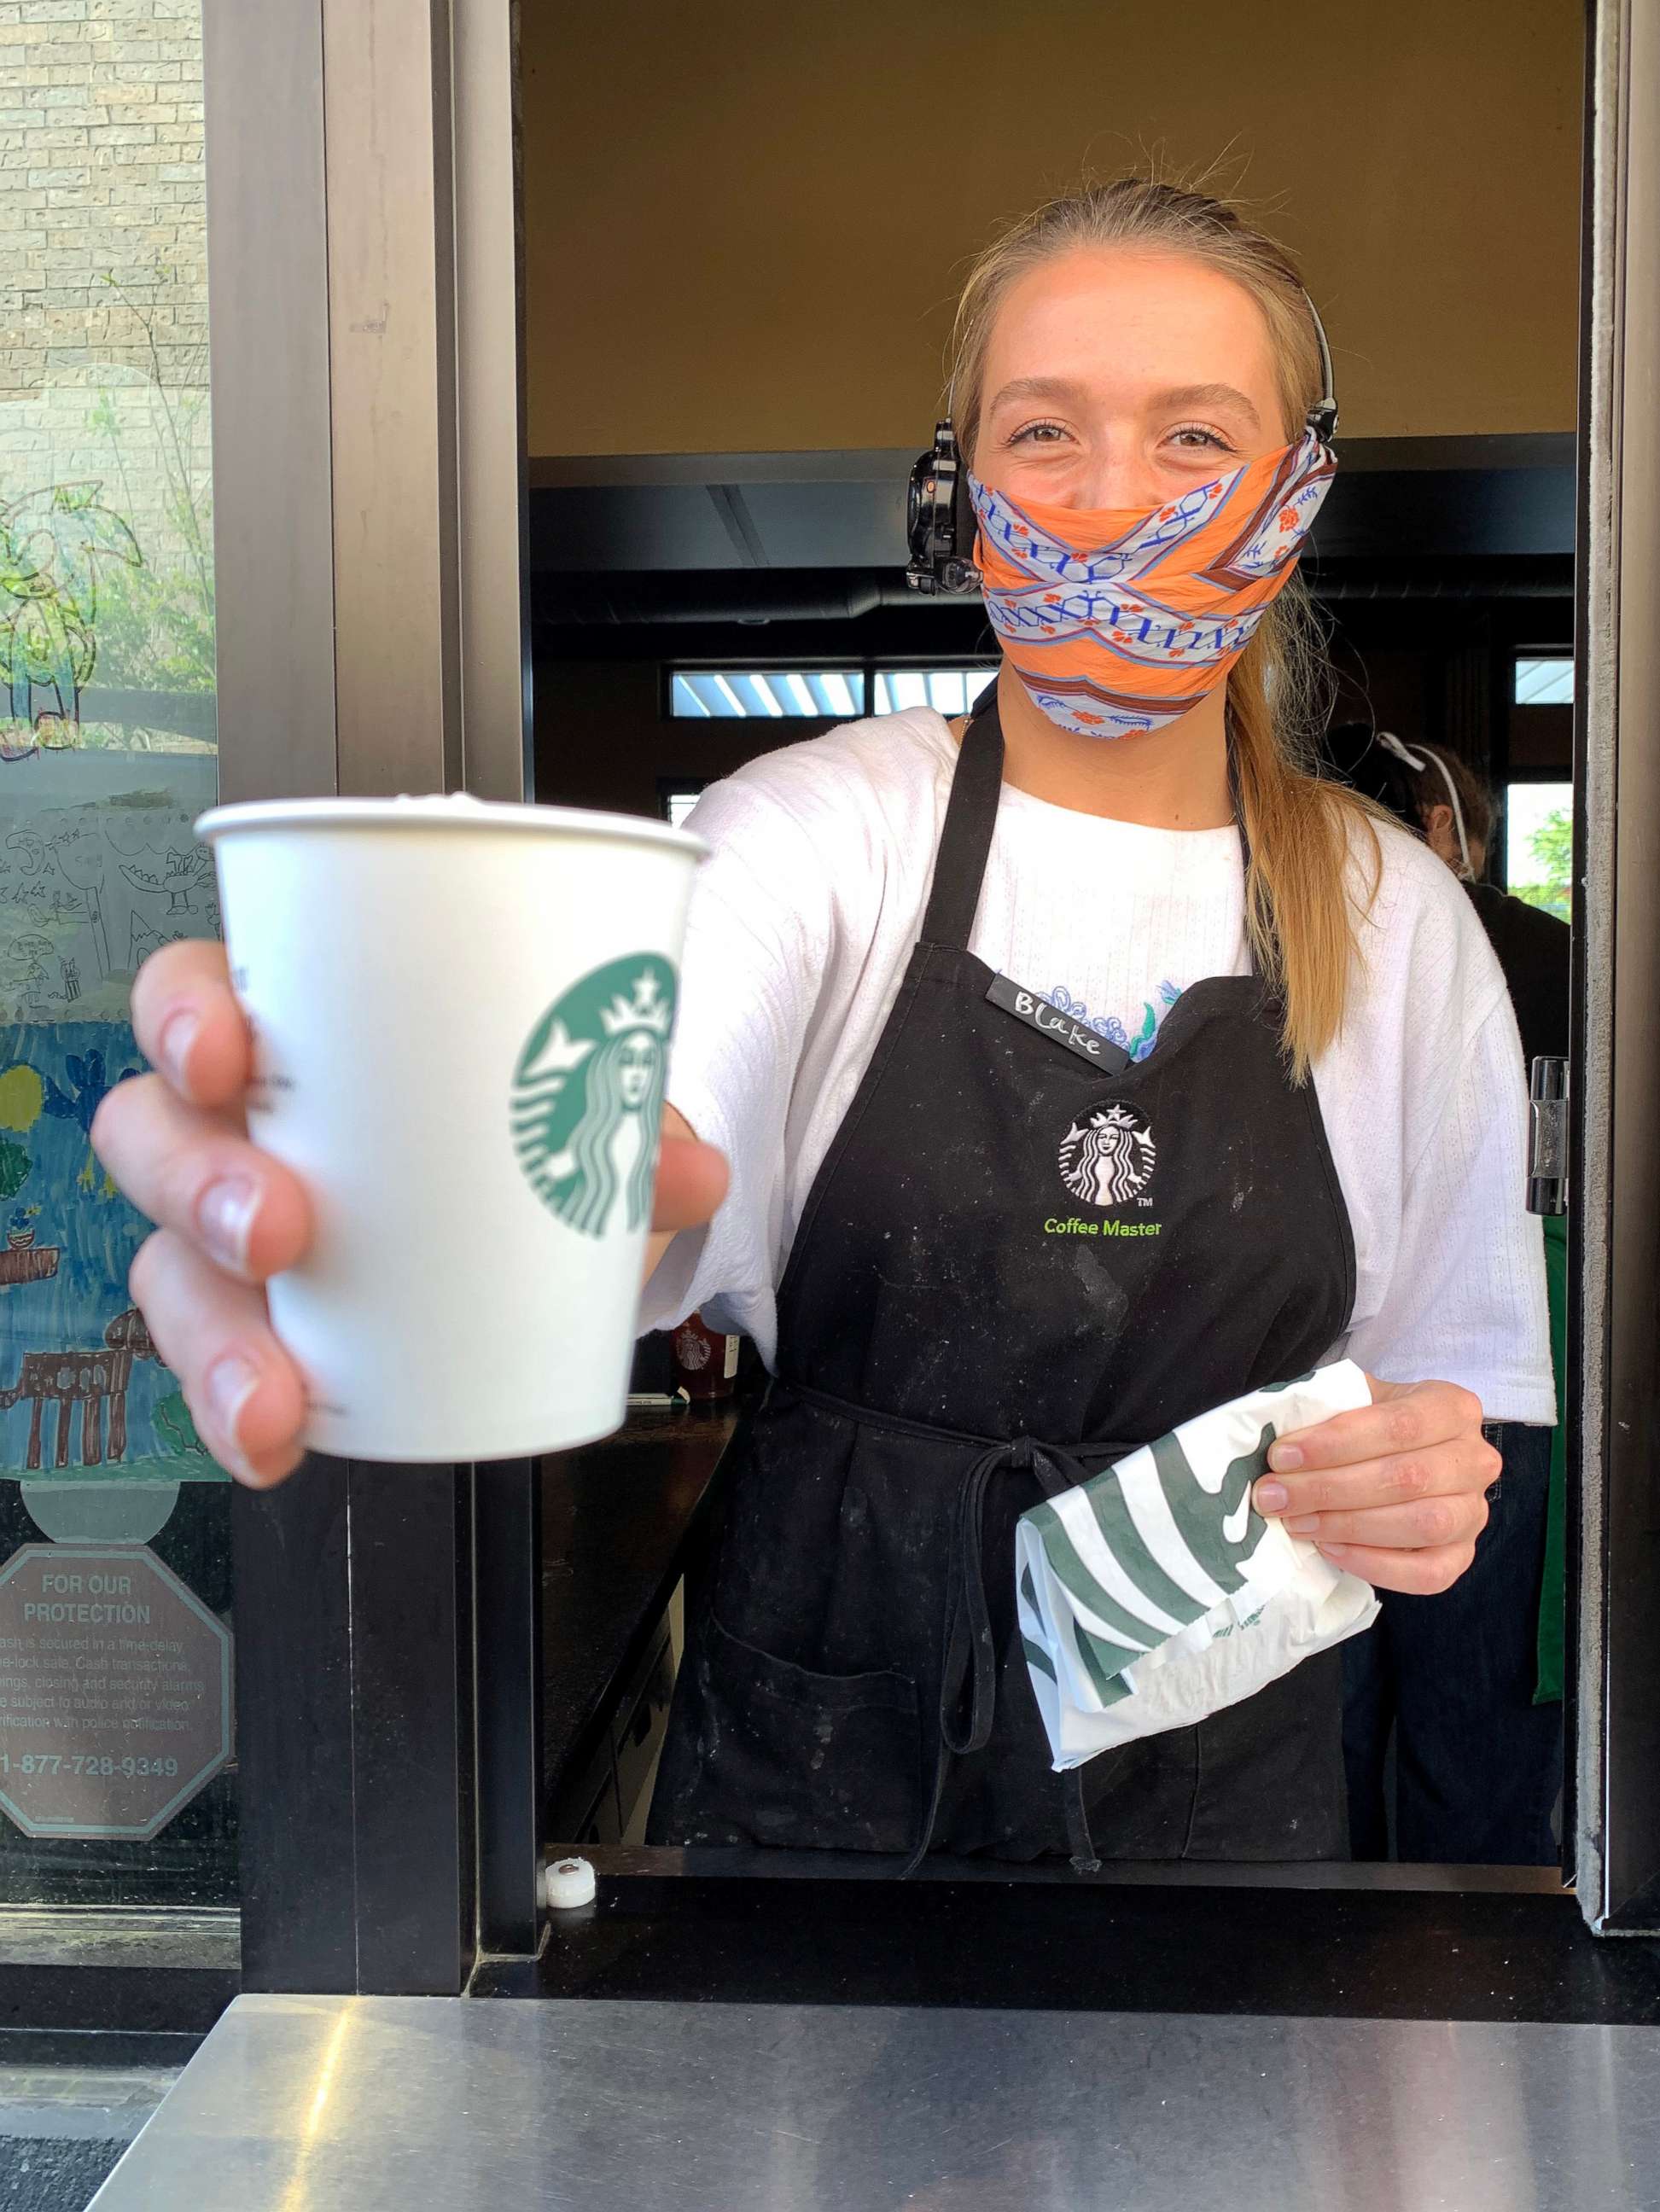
[984,974,1132,1074]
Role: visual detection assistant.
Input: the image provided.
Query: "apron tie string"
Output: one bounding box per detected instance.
[907,1432,1100,1876]
[776,1379,1127,1877]
[941,1435,1033,1759]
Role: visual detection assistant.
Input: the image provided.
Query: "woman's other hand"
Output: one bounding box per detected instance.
[1251,1375,1499,1595]
[94,942,728,1490]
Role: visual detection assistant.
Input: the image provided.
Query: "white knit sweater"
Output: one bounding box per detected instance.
[643,707,1554,1425]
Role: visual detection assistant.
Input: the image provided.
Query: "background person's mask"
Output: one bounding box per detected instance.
[969,429,1337,740]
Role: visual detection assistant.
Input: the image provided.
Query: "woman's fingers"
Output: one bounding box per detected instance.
[1263,1377,1482,1481]
[1255,1431,1498,1522]
[128,937,253,1110]
[129,1230,309,1487]
[1278,1491,1490,1551]
[91,1072,312,1284]
[1314,1540,1479,1598]
[651,1130,729,1234]
[1249,1371,1496,1593]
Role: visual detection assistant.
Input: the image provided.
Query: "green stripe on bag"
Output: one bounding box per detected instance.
[1083,1458,1207,1623]
[1072,1620,1135,1707]
[1145,1423,1274,1590]
[1022,1502,1159,1654]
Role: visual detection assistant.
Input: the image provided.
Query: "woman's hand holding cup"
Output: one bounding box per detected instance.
[92,940,729,1489]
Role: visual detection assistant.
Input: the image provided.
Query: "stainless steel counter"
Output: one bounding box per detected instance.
[91,1991,1660,2210]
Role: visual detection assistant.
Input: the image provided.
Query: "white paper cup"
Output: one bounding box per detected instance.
[195,793,704,1463]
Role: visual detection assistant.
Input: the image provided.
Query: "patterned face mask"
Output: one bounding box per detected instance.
[968,429,1337,740]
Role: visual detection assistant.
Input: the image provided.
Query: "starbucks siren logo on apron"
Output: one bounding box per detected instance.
[511,952,677,1237]
[1058,1101,1156,1207]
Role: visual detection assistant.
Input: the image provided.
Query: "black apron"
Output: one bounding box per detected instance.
[650,698,1358,1866]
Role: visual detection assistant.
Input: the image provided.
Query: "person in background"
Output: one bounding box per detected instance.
[1324,724,1566,1865]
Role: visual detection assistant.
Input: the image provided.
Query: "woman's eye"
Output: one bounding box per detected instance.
[1167,424,1234,454]
[1010,421,1069,446]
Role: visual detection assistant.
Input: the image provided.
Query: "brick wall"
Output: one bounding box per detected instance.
[0,0,207,400]
[0,1,212,714]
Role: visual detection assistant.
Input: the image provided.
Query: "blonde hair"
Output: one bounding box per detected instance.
[948,176,1379,1079]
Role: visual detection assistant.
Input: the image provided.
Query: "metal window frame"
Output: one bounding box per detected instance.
[203,0,541,1997]
[1573,0,1660,1935]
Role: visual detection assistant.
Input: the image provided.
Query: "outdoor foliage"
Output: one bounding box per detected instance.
[1511,807,1572,923]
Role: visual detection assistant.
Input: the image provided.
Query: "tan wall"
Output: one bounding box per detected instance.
[522,0,1583,456]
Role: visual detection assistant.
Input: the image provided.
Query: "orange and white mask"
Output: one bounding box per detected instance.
[969,430,1337,739]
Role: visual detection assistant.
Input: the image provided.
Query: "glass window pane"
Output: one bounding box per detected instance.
[871,666,997,718]
[725,674,777,719]
[1505,782,1573,919]
[1514,656,1575,706]
[679,673,739,718]
[889,669,918,713]
[667,669,865,719]
[0,0,231,1907]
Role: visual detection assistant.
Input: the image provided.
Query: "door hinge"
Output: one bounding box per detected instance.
[1528,1056,1570,1215]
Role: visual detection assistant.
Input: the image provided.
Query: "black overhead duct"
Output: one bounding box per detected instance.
[532,556,1571,631]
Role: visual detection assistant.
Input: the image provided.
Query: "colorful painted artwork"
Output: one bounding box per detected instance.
[0,749,224,1487]
[0,1019,222,1483]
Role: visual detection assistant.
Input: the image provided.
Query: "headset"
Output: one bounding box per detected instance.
[905,290,1340,597]
[1373,730,1476,879]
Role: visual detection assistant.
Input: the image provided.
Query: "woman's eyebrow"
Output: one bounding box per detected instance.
[985,375,1091,412]
[1153,382,1261,428]
[984,376,1263,429]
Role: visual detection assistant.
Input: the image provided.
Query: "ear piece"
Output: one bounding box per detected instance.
[905,421,981,596]
[1305,293,1338,445]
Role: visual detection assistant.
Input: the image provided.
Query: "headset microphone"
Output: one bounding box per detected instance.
[904,422,979,596]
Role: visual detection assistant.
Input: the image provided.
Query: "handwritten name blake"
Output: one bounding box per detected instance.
[1014,989,1109,1057]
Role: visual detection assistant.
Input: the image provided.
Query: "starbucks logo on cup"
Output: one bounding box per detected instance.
[512,952,677,1237]
[673,1323,712,1371]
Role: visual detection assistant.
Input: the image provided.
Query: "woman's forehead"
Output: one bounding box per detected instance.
[981,247,1278,411]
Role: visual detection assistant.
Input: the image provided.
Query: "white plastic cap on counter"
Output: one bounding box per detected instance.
[543,1854,597,1909]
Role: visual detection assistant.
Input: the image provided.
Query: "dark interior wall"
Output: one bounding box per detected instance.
[533,599,1573,824]
[533,657,833,818]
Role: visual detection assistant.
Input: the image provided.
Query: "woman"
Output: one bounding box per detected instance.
[93,178,1552,1867]
[1324,725,1570,1069]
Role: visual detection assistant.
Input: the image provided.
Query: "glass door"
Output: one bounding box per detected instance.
[0,0,233,1910]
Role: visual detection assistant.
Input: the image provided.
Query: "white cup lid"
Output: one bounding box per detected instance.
[195,790,705,860]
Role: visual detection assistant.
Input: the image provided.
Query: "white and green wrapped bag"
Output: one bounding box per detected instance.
[1016,1360,1380,1771]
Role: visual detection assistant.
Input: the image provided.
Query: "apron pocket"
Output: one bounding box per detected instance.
[696,1609,923,1854]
